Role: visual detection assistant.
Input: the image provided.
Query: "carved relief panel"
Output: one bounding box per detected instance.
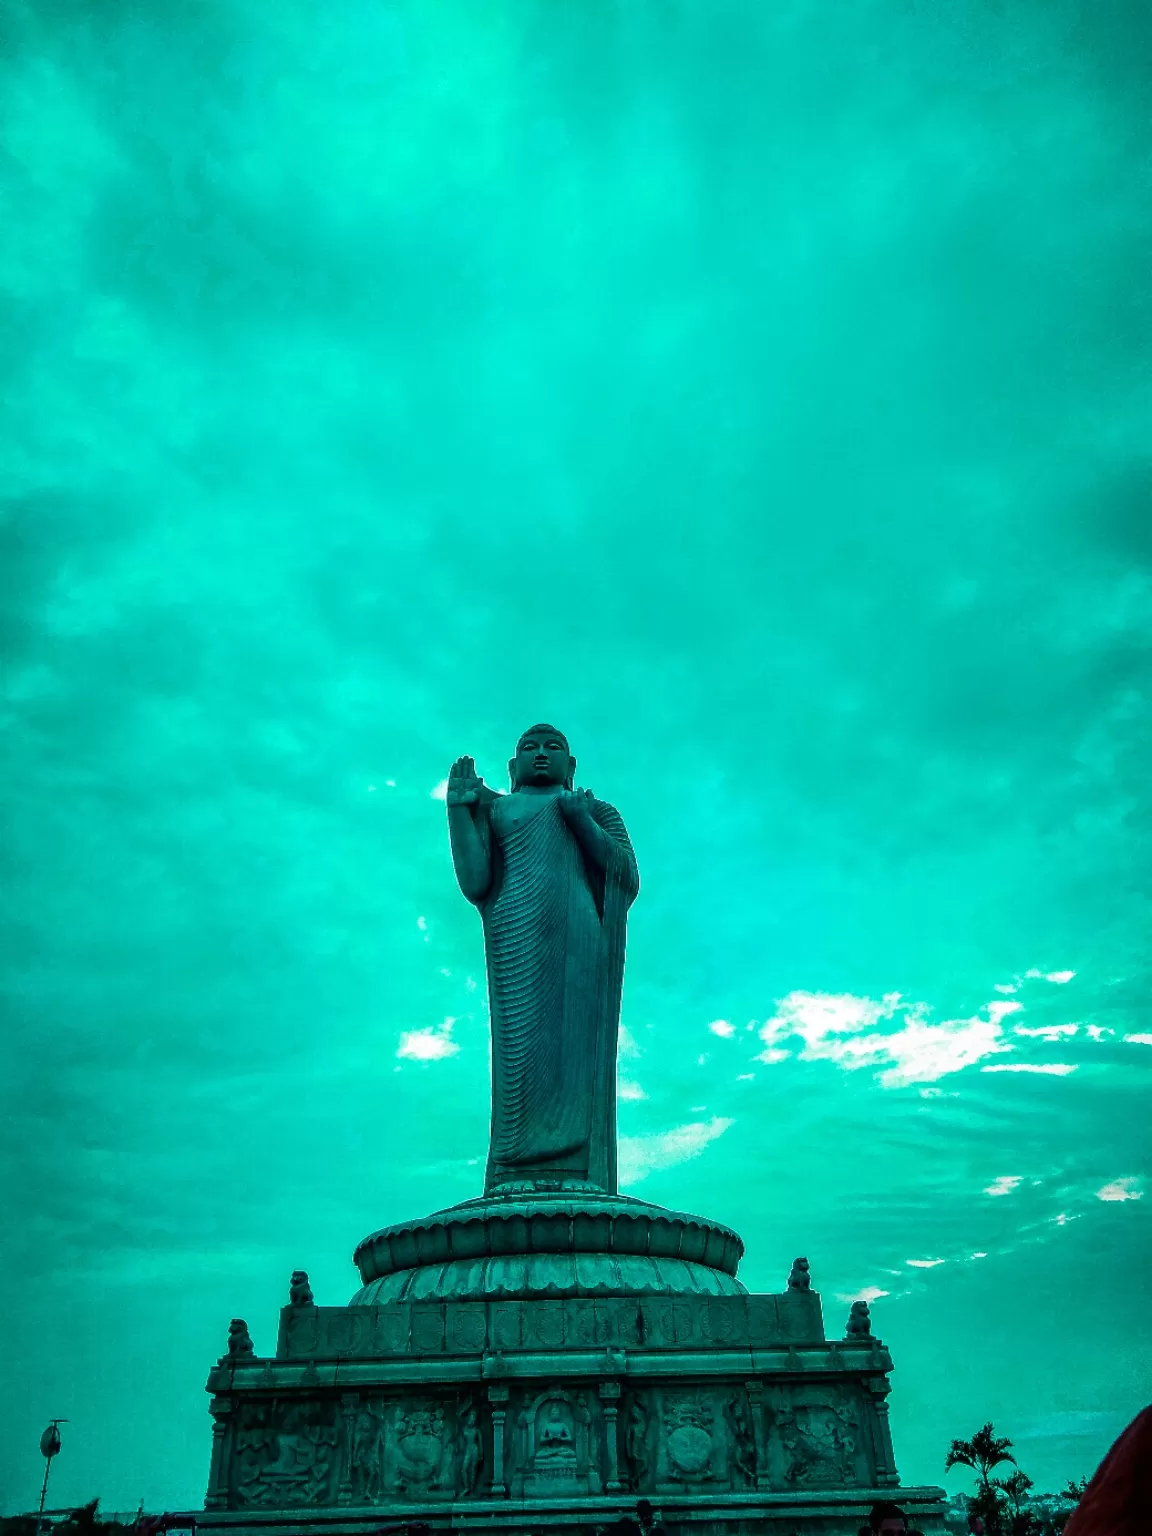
[622,1393,651,1492]
[508,1387,603,1498]
[343,1395,456,1502]
[765,1387,863,1490]
[232,1398,341,1507]
[656,1390,722,1487]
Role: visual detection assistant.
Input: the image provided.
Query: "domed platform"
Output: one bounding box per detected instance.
[350,1190,746,1302]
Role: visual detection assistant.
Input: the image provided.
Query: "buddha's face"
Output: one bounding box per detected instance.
[513,729,572,788]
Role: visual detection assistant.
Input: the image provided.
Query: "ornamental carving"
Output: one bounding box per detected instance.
[623,1395,650,1490]
[348,1404,387,1503]
[457,1397,483,1495]
[775,1402,858,1486]
[233,1400,339,1506]
[725,1392,757,1486]
[662,1393,715,1482]
[395,1403,448,1492]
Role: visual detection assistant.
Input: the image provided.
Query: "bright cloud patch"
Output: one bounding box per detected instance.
[619,1117,733,1185]
[757,990,1017,1086]
[708,1019,736,1038]
[837,1285,890,1304]
[618,1079,647,1101]
[430,778,449,801]
[1014,1023,1078,1040]
[1023,968,1076,983]
[984,1175,1022,1197]
[1096,1179,1143,1203]
[1124,1033,1152,1046]
[981,1063,1077,1075]
[906,1258,946,1268]
[396,1017,459,1061]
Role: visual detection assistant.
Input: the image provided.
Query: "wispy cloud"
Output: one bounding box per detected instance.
[1096,1178,1143,1202]
[981,1063,1077,1075]
[619,1117,733,1185]
[756,990,1019,1085]
[984,1175,1023,1196]
[837,1284,891,1304]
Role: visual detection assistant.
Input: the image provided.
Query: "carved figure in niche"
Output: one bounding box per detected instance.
[846,1300,872,1338]
[787,1257,811,1291]
[624,1399,649,1490]
[350,1406,386,1503]
[538,1402,575,1459]
[227,1319,255,1357]
[775,1404,856,1487]
[446,727,639,1193]
[725,1394,757,1486]
[235,1401,339,1506]
[518,1393,586,1495]
[663,1394,715,1482]
[289,1270,314,1306]
[396,1405,445,1491]
[457,1400,483,1495]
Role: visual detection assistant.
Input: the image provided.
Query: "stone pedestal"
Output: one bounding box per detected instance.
[197,1192,947,1534]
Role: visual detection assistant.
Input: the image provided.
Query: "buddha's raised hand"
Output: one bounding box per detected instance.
[446,755,484,806]
[559,787,596,821]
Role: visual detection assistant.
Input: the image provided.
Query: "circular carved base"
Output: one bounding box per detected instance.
[351,1192,746,1302]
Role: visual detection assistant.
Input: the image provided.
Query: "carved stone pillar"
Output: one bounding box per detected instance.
[599,1380,623,1491]
[745,1379,768,1490]
[865,1379,900,1486]
[338,1392,358,1504]
[487,1384,510,1497]
[205,1397,233,1509]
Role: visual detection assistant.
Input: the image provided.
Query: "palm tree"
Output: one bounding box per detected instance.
[994,1469,1036,1535]
[946,1423,1019,1536]
[1060,1476,1089,1503]
[945,1422,1018,1491]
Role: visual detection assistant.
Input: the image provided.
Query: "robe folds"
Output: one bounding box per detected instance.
[472,791,639,1194]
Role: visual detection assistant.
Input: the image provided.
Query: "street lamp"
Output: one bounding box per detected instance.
[37,1421,67,1536]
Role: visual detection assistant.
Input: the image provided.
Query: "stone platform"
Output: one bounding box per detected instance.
[198,1194,948,1535]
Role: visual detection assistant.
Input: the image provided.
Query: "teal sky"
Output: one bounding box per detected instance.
[2,0,1151,1514]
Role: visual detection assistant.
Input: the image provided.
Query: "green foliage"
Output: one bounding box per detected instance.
[945,1423,1081,1536]
[945,1421,1019,1491]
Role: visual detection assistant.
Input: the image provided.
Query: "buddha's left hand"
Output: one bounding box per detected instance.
[559,788,596,821]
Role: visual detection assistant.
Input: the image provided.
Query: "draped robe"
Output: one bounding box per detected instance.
[472,790,639,1194]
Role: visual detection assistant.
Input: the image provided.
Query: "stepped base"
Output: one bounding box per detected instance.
[196,1485,950,1535]
[202,1289,947,1533]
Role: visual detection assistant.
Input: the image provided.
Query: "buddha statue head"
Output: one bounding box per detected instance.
[509,724,576,791]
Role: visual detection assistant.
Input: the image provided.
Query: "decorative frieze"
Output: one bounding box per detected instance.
[275,1290,827,1361]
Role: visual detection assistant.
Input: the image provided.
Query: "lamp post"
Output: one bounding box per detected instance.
[37,1421,67,1536]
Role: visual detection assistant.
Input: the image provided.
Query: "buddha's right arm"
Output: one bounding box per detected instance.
[447,804,492,904]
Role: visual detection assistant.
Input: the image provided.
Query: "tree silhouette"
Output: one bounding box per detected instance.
[946,1423,1020,1536]
[945,1422,1018,1490]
